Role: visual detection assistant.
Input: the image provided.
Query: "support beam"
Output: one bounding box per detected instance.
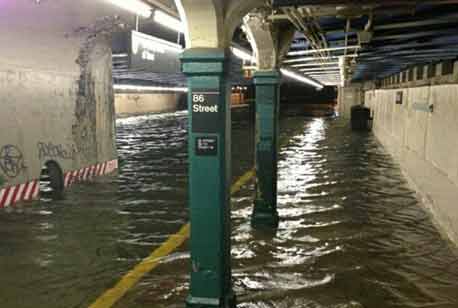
[176,2,280,306]
[181,49,234,308]
[244,13,295,228]
[252,71,281,227]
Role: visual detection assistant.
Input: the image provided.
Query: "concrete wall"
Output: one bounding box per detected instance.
[0,0,131,194]
[115,93,183,116]
[365,84,458,245]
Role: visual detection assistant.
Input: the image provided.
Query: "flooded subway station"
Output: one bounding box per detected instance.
[2,1,458,308]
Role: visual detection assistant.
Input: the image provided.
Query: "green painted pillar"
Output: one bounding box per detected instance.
[252,70,281,228]
[181,48,235,308]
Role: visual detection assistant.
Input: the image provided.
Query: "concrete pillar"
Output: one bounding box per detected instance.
[181,49,234,308]
[0,1,128,206]
[243,13,295,227]
[177,2,274,305]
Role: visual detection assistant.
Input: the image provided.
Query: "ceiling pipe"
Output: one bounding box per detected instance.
[283,54,358,63]
[291,62,339,67]
[288,45,361,56]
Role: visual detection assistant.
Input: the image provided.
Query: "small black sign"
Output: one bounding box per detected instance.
[396,91,403,105]
[195,137,218,156]
[192,90,221,133]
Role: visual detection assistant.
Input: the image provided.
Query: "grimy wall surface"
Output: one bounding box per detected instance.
[0,1,128,200]
[115,93,184,116]
[365,84,458,245]
[337,84,364,118]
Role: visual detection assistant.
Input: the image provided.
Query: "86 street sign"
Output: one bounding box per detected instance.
[191,90,221,133]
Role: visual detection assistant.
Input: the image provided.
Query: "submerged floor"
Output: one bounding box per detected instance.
[0,111,457,308]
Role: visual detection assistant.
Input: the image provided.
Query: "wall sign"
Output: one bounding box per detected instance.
[195,137,218,156]
[413,102,434,113]
[192,90,221,133]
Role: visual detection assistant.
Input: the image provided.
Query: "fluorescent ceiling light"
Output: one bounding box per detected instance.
[105,0,152,18]
[114,84,188,93]
[154,10,185,32]
[112,53,129,58]
[280,69,323,90]
[231,47,256,62]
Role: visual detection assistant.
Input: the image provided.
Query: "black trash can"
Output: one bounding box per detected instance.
[351,105,372,131]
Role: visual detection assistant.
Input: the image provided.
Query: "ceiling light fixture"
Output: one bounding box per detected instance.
[114,84,188,93]
[231,47,256,62]
[231,47,323,89]
[280,69,323,90]
[105,0,152,18]
[154,9,185,32]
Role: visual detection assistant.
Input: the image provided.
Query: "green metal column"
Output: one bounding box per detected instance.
[252,70,281,228]
[181,48,235,308]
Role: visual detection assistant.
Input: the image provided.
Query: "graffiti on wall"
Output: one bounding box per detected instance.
[37,142,77,160]
[0,145,27,178]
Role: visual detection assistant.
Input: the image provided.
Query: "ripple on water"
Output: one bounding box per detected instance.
[1,114,458,308]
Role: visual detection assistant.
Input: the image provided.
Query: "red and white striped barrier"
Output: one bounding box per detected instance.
[0,180,40,209]
[64,159,118,188]
[0,159,118,208]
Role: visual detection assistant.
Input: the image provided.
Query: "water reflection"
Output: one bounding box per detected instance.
[232,118,458,308]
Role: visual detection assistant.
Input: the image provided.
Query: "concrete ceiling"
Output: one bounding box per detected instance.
[272,1,458,84]
[115,0,458,87]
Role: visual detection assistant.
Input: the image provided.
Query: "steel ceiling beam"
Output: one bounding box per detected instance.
[373,29,458,41]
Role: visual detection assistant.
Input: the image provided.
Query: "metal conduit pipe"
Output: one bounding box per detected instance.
[282,8,330,66]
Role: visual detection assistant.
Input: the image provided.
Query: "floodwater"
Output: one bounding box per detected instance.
[1,110,458,308]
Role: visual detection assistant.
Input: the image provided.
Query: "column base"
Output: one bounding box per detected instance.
[251,199,279,228]
[186,291,236,308]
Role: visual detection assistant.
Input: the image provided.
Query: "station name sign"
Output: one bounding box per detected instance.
[130,30,182,73]
[112,31,183,73]
[192,90,221,133]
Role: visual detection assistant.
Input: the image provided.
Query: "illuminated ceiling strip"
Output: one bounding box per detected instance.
[114,84,188,93]
[281,69,323,89]
[112,53,129,58]
[288,45,361,56]
[105,0,152,18]
[231,47,256,62]
[231,47,324,89]
[154,10,185,32]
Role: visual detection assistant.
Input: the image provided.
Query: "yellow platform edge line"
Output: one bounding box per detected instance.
[89,168,255,308]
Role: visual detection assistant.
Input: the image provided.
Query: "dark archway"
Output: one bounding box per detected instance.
[39,161,64,200]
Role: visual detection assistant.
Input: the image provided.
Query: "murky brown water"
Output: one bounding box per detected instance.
[0,110,457,308]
